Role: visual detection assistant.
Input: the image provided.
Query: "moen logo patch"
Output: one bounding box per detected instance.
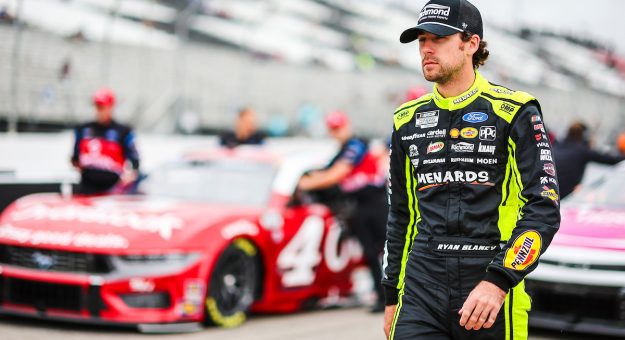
[504,230,542,271]
[462,112,488,123]
[460,127,478,139]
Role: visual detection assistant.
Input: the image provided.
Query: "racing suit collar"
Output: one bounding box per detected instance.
[432,71,489,111]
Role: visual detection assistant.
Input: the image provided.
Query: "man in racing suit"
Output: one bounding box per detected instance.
[298,111,388,312]
[71,88,140,194]
[382,0,560,339]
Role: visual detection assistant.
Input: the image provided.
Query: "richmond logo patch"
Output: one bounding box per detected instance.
[419,4,450,21]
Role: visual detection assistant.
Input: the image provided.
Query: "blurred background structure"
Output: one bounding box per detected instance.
[1,0,624,142]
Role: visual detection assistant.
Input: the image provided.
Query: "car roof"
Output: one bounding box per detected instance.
[181,140,338,196]
[184,139,335,161]
[183,146,282,163]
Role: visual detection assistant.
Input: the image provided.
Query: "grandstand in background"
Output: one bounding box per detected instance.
[0,0,624,141]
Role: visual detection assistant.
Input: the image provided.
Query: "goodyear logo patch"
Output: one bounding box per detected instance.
[504,231,542,271]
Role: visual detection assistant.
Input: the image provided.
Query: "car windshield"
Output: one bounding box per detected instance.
[140,159,275,206]
[566,167,625,208]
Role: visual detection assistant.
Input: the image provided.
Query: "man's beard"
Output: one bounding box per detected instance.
[423,57,465,84]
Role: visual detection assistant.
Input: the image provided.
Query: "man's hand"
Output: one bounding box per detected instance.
[383,304,396,339]
[297,162,352,191]
[120,169,138,186]
[458,281,506,331]
[297,171,318,191]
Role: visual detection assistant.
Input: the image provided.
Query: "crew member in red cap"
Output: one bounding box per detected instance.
[404,86,428,102]
[71,88,140,194]
[298,110,388,313]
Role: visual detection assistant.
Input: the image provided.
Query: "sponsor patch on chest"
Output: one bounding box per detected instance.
[415,110,440,128]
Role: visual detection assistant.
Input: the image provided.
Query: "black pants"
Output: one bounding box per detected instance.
[390,239,531,340]
[78,169,120,194]
[347,186,388,304]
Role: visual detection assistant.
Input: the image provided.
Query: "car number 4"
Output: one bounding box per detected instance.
[277,215,358,288]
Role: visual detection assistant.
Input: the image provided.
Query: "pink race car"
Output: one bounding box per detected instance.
[526,162,625,336]
[0,146,364,332]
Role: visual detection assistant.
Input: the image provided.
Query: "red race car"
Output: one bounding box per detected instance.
[0,146,365,332]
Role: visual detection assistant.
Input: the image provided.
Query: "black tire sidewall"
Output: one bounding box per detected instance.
[204,239,258,327]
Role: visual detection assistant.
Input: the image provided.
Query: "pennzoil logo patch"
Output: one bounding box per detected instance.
[504,230,542,271]
[460,127,478,139]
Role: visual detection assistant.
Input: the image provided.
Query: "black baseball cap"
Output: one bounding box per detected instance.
[400,0,483,44]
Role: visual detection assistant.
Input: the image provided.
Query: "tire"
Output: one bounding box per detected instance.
[204,238,259,327]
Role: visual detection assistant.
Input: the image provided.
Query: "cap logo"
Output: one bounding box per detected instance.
[462,22,468,29]
[419,4,450,21]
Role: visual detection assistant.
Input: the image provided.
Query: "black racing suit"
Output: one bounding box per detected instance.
[219,131,265,148]
[326,138,388,307]
[553,138,624,198]
[383,72,560,339]
[72,121,140,194]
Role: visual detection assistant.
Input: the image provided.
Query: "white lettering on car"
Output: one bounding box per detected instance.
[9,204,183,240]
[0,224,129,249]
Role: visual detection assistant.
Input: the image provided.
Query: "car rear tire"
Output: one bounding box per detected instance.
[204,238,259,327]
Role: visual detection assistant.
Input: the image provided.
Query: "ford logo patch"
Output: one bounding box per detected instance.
[462,112,488,123]
[32,252,56,270]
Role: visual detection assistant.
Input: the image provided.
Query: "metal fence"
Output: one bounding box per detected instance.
[1,24,624,142]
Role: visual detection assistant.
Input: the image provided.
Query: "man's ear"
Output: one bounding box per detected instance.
[467,34,480,55]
